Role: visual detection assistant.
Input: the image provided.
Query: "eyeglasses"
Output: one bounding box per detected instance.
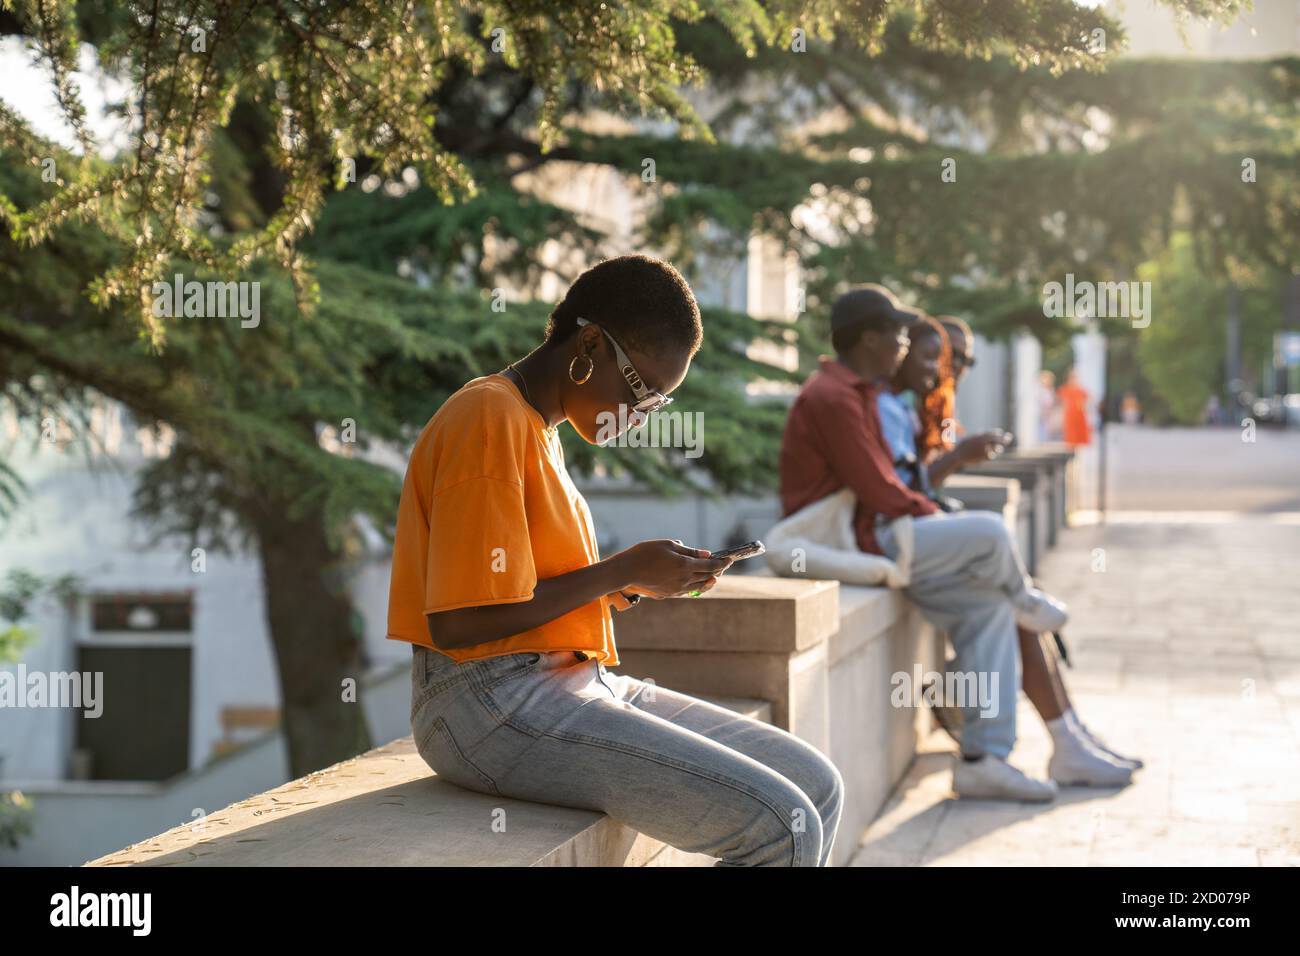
[576,317,673,416]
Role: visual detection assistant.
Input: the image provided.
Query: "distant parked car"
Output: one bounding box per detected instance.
[1284,394,1300,430]
[1250,395,1287,428]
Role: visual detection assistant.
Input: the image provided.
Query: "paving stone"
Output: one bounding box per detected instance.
[851,512,1300,867]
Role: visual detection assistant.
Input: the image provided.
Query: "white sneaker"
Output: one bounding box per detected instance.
[1068,713,1144,770]
[1048,736,1133,787]
[1014,587,1069,632]
[953,755,1058,802]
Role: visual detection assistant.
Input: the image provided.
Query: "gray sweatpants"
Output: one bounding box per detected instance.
[876,510,1033,759]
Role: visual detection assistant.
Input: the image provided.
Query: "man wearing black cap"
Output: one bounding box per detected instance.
[779,283,1066,801]
[780,284,936,554]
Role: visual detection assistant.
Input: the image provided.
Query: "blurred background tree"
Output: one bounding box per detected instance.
[1128,232,1287,424]
[0,568,77,849]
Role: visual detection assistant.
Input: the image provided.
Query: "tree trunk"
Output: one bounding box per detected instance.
[253,503,372,778]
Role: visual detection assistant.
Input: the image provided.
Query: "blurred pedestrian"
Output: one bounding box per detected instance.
[1058,369,1092,447]
[1120,392,1141,425]
[1038,370,1059,443]
[1202,394,1224,426]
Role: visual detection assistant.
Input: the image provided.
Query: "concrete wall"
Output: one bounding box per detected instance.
[1013,332,1044,449]
[827,591,939,862]
[955,334,1011,435]
[0,660,410,866]
[0,434,276,782]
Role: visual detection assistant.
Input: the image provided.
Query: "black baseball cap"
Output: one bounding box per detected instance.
[829,284,921,333]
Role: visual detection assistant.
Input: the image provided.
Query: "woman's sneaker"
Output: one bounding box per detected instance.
[953,755,1058,802]
[1068,712,1144,769]
[1048,735,1133,787]
[1013,587,1069,632]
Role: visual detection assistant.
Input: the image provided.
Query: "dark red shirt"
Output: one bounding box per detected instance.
[779,356,938,555]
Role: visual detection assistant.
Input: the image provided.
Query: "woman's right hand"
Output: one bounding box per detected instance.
[957,430,1009,463]
[611,539,733,599]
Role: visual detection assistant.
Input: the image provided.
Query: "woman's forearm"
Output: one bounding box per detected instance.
[426,556,631,651]
[927,449,964,486]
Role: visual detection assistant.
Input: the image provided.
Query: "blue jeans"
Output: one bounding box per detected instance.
[410,645,844,866]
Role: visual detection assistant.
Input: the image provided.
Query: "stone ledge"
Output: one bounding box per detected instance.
[85,697,771,868]
[831,584,910,665]
[612,576,840,747]
[942,473,1020,512]
[613,575,839,654]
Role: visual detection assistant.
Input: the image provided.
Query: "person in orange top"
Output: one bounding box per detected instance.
[388,254,843,866]
[1058,368,1093,447]
[919,316,958,461]
[907,315,1009,487]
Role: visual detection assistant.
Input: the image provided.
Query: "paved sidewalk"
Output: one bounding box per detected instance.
[851,513,1300,866]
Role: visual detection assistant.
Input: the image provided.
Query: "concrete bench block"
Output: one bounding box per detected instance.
[614,576,839,654]
[86,695,771,868]
[941,475,1020,526]
[615,645,829,749]
[963,459,1052,573]
[613,576,839,748]
[826,586,939,864]
[1006,447,1077,532]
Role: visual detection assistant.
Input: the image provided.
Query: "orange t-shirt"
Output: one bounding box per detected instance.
[385,373,623,665]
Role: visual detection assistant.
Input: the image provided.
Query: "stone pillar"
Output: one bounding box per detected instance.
[610,577,839,751]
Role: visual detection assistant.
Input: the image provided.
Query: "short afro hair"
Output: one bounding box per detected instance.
[937,315,973,347]
[544,255,703,359]
[908,313,946,345]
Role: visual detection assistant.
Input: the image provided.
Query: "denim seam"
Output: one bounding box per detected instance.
[414,653,543,711]
[412,649,469,701]
[412,670,467,712]
[417,714,501,795]
[473,684,804,865]
[467,654,544,693]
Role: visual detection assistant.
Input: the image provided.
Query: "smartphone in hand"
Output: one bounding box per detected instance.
[688,540,765,597]
[709,540,766,561]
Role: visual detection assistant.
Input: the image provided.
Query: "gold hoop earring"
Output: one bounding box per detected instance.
[569,354,594,385]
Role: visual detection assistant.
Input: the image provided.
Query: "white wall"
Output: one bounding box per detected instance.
[0,659,410,866]
[1012,332,1044,449]
[0,437,274,780]
[1069,327,1109,509]
[0,412,405,785]
[954,334,1010,434]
